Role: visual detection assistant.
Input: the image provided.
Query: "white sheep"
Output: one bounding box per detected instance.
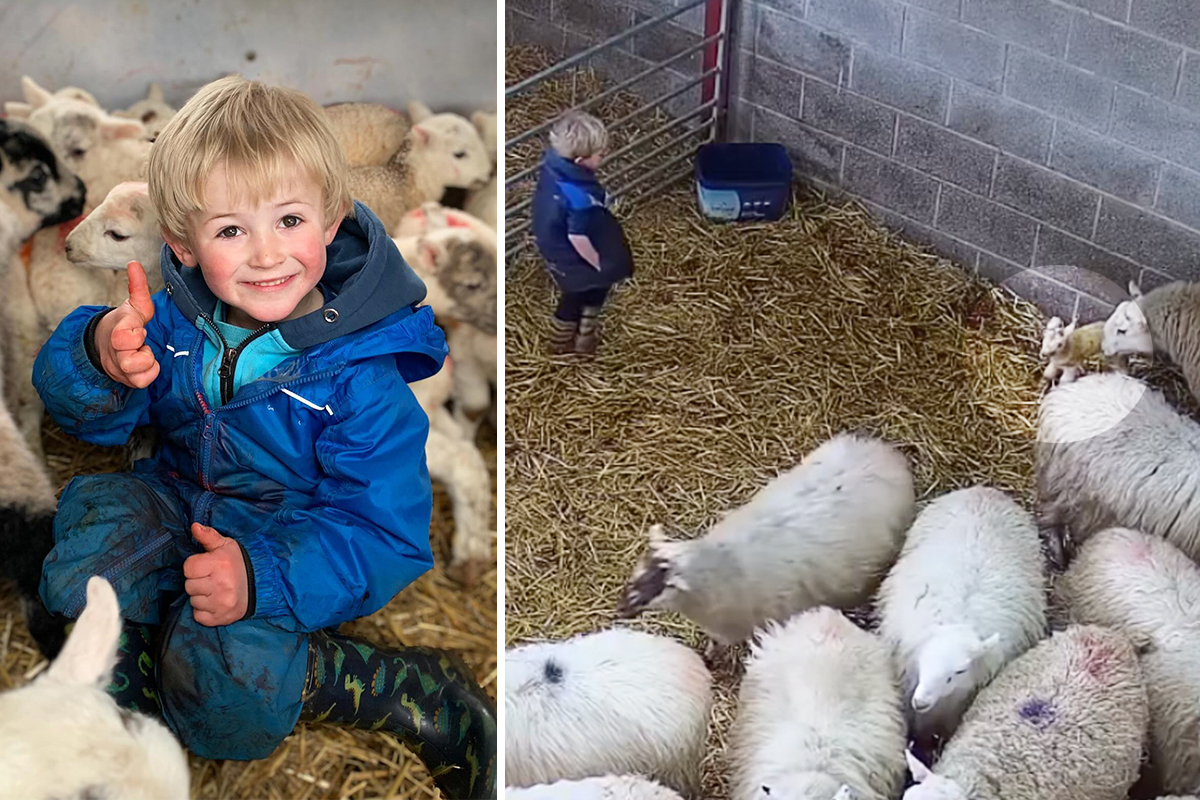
[465,111,498,228]
[63,181,167,295]
[111,82,177,142]
[0,120,83,638]
[347,100,492,232]
[903,624,1148,800]
[4,75,100,118]
[505,628,713,797]
[1040,315,1107,385]
[1103,280,1200,398]
[1054,527,1200,795]
[730,606,906,800]
[409,361,495,586]
[1036,371,1200,562]
[324,101,411,167]
[0,576,191,799]
[616,433,916,648]
[876,486,1046,746]
[504,775,685,800]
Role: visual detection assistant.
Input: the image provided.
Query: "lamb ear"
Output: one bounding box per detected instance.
[418,238,446,271]
[99,116,146,140]
[906,749,933,783]
[1128,280,1143,299]
[46,576,122,689]
[412,124,430,148]
[408,100,433,123]
[147,82,164,103]
[647,523,670,548]
[21,75,52,109]
[3,101,32,119]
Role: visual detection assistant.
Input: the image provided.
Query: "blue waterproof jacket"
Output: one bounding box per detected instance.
[532,149,634,292]
[33,201,447,633]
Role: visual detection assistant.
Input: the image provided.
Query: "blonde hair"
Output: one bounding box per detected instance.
[549,110,608,160]
[147,74,350,244]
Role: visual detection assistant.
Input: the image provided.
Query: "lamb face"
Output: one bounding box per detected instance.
[64,181,162,273]
[0,118,86,238]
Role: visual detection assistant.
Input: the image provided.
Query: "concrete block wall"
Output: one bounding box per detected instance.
[510,0,1200,323]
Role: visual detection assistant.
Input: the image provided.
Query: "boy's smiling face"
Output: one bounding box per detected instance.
[165,162,342,329]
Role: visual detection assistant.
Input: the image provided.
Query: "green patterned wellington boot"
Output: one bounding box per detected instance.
[299,629,497,799]
[104,621,164,719]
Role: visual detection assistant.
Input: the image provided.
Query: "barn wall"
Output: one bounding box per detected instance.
[509,0,1200,321]
[1,0,497,115]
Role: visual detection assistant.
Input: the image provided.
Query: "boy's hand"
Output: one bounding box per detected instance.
[184,523,249,626]
[93,260,160,388]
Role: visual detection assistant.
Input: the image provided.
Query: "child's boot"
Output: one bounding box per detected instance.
[548,315,577,355]
[106,620,164,719]
[574,306,603,355]
[299,629,497,799]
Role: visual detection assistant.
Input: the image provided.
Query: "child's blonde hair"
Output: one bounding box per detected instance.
[147,74,351,244]
[549,110,608,160]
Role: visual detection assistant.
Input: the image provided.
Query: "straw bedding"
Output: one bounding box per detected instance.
[0,416,496,799]
[504,44,1062,799]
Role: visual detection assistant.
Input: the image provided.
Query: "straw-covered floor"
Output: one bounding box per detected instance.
[0,416,496,799]
[504,45,1062,799]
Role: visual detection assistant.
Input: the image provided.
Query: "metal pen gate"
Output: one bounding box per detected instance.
[504,0,738,264]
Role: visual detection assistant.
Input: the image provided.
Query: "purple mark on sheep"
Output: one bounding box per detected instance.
[1018,697,1056,729]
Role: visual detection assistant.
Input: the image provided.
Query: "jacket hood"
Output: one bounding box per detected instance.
[543,148,602,186]
[158,200,429,349]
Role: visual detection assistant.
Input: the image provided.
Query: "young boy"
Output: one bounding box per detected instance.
[32,76,495,799]
[531,109,634,355]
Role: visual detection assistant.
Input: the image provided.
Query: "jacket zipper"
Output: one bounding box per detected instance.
[209,317,276,405]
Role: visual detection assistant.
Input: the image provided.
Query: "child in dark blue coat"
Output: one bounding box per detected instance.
[32,75,495,798]
[531,110,634,355]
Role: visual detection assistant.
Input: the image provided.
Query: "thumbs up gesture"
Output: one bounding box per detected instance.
[183,523,249,627]
[93,260,160,388]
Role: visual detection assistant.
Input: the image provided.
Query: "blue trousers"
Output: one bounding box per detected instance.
[39,471,310,760]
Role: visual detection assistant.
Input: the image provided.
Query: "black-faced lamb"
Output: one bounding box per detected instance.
[0,576,190,799]
[1036,371,1200,562]
[1054,527,1200,796]
[504,775,685,799]
[616,433,916,648]
[876,486,1046,745]
[902,625,1149,800]
[1103,280,1200,399]
[505,628,713,797]
[0,119,84,650]
[730,606,907,800]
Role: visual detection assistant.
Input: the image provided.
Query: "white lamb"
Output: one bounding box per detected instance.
[903,624,1149,800]
[4,75,100,118]
[63,181,167,295]
[1104,280,1200,399]
[505,628,713,797]
[616,433,916,648]
[505,775,685,800]
[1054,527,1200,795]
[324,101,410,167]
[111,82,177,142]
[1036,372,1200,562]
[465,110,498,228]
[1040,315,1107,386]
[0,576,190,799]
[347,100,492,232]
[730,606,907,800]
[876,486,1046,745]
[409,361,495,586]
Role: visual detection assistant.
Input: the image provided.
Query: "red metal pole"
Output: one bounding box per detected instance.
[701,0,723,108]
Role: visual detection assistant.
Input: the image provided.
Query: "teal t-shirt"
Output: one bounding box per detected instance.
[200,301,302,405]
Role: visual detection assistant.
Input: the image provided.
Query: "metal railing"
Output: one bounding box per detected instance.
[504,0,735,265]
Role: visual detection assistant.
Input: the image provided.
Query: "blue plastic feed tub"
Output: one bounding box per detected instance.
[695,142,793,222]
